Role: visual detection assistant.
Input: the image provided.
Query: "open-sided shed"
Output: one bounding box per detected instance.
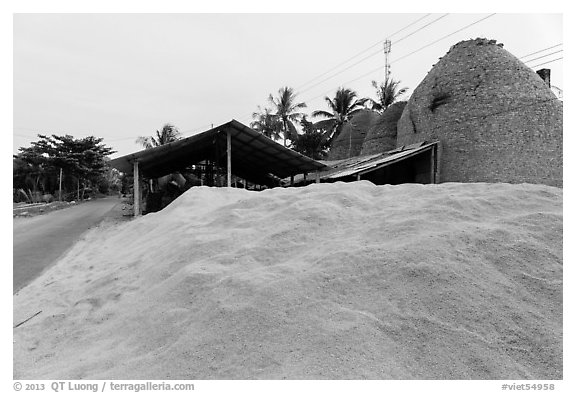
[109,120,327,215]
[290,141,439,186]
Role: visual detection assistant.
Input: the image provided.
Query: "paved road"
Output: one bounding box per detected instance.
[13,198,122,294]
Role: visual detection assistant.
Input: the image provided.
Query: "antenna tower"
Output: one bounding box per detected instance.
[383,39,392,82]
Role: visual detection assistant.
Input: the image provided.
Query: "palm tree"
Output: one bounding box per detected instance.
[250,106,282,141]
[367,78,408,112]
[268,87,307,147]
[291,116,330,160]
[311,87,366,146]
[136,123,181,149]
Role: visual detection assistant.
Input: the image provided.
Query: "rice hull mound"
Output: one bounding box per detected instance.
[14,182,562,379]
[396,38,563,187]
[360,101,407,155]
[327,110,380,160]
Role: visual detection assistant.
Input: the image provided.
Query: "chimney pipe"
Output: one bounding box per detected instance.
[536,68,551,88]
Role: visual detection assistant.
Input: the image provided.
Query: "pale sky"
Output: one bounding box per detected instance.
[12,12,563,159]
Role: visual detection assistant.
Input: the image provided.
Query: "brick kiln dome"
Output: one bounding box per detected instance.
[327,109,380,160]
[396,38,563,187]
[360,101,407,155]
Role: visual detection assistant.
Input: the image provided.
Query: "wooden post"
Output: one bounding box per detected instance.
[226,131,232,188]
[357,173,361,181]
[436,142,442,183]
[430,145,436,184]
[315,172,320,184]
[59,167,63,201]
[133,160,141,216]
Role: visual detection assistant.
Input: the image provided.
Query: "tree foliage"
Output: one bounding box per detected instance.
[136,123,181,149]
[268,87,307,147]
[311,87,366,147]
[13,134,115,201]
[250,106,282,141]
[367,78,408,112]
[291,116,330,160]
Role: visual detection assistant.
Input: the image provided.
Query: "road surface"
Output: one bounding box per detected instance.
[13,198,122,294]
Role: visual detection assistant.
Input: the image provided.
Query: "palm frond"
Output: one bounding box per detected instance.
[348,108,365,117]
[286,121,299,142]
[312,110,334,119]
[136,136,154,149]
[314,119,337,131]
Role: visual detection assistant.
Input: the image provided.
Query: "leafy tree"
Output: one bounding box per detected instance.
[291,116,330,160]
[136,123,181,149]
[97,163,122,194]
[311,87,366,146]
[366,78,408,112]
[14,134,115,201]
[268,87,307,147]
[13,142,53,196]
[250,106,282,141]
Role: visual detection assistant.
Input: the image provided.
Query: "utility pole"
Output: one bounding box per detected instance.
[383,39,392,83]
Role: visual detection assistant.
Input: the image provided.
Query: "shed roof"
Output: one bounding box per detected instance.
[326,141,438,180]
[108,120,327,185]
[289,140,438,185]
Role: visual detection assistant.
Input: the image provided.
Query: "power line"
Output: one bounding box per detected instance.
[530,57,563,69]
[305,65,383,104]
[298,49,382,94]
[386,14,434,39]
[104,122,216,144]
[295,13,433,91]
[392,13,450,46]
[391,13,497,65]
[523,50,563,64]
[298,13,451,97]
[123,15,451,140]
[519,43,562,59]
[179,123,216,136]
[301,14,497,106]
[295,14,449,94]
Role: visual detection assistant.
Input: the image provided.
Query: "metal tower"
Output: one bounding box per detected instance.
[383,39,391,82]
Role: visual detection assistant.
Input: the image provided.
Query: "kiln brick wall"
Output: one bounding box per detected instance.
[360,101,407,155]
[397,38,563,187]
[328,109,380,160]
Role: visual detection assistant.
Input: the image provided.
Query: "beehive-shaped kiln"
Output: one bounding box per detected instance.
[360,101,407,155]
[396,38,562,187]
[327,109,380,160]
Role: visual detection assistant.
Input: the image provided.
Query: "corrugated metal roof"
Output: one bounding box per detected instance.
[109,120,326,185]
[327,141,438,179]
